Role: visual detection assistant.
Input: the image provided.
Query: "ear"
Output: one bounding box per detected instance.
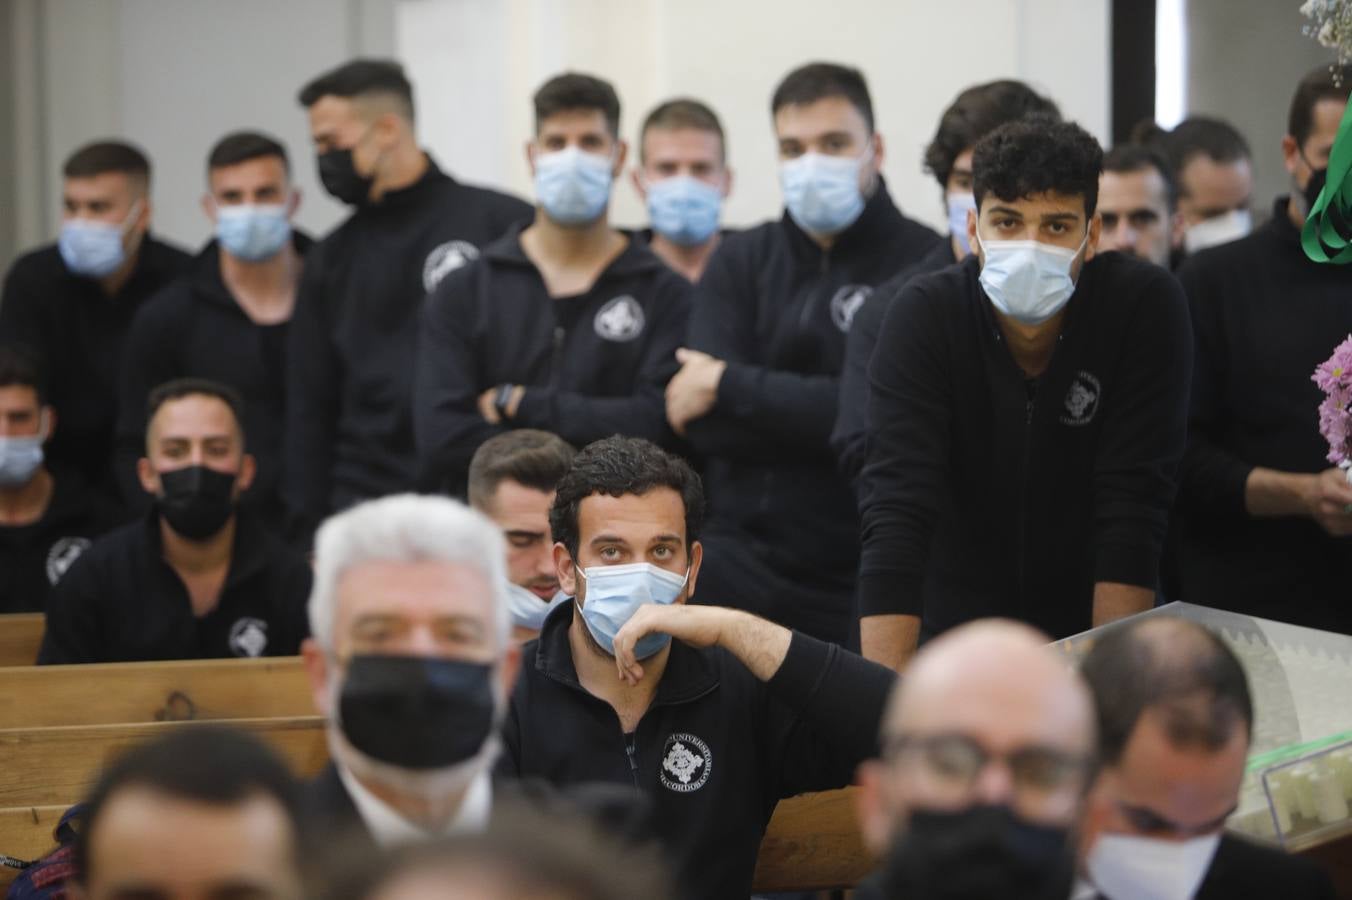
[201,192,217,223]
[1281,134,1301,176]
[136,456,159,497]
[554,542,578,596]
[236,453,258,493]
[1168,209,1186,250]
[301,638,334,717]
[1084,211,1102,261]
[855,759,897,858]
[375,110,403,149]
[683,540,704,604]
[720,166,734,199]
[525,141,538,178]
[1078,773,1115,863]
[966,207,980,258]
[871,132,886,170]
[136,198,153,231]
[287,186,302,218]
[41,406,57,442]
[612,139,629,177]
[630,167,647,200]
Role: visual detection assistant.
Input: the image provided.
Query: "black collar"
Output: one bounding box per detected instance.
[140,503,272,586]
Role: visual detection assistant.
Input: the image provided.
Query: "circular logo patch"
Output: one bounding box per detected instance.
[228,617,269,658]
[1060,370,1102,427]
[593,295,646,342]
[660,732,712,793]
[45,537,91,585]
[423,240,480,292]
[829,284,873,332]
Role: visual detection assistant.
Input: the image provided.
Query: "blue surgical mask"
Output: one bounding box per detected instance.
[506,582,569,633]
[975,227,1089,326]
[947,192,977,255]
[58,200,142,278]
[576,562,689,659]
[534,146,614,226]
[0,419,46,488]
[215,203,292,262]
[779,144,873,235]
[646,175,722,246]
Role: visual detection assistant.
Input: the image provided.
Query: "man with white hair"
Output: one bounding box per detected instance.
[298,493,519,846]
[853,620,1097,899]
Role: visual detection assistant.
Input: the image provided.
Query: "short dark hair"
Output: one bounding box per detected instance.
[75,725,302,883]
[1103,143,1179,210]
[62,141,150,190]
[973,118,1103,217]
[145,378,246,443]
[549,436,704,561]
[207,130,290,175]
[533,73,621,137]
[1288,64,1352,149]
[640,98,726,164]
[297,59,415,122]
[468,430,577,510]
[1079,617,1253,767]
[1133,116,1251,196]
[924,80,1062,191]
[0,346,47,404]
[771,62,874,133]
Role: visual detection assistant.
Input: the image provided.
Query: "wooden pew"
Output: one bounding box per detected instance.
[0,716,328,808]
[0,804,66,887]
[0,657,313,728]
[755,786,870,891]
[0,614,44,668]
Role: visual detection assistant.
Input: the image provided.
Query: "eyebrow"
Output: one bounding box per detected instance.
[986,205,1025,219]
[589,533,630,547]
[649,533,684,546]
[504,528,546,539]
[1040,212,1081,224]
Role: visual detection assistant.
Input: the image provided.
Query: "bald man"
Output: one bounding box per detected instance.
[854,620,1097,899]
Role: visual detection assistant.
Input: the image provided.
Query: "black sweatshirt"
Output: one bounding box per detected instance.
[116,233,314,524]
[414,226,691,492]
[0,467,122,614]
[858,252,1193,639]
[38,507,312,664]
[685,182,943,600]
[0,237,192,498]
[833,238,958,487]
[1176,198,1352,631]
[500,603,896,900]
[283,160,531,536]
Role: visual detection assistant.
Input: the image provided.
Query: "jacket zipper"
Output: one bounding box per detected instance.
[623,731,640,789]
[549,325,565,388]
[1018,383,1035,618]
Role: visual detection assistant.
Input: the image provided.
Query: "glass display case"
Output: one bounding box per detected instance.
[1055,602,1352,852]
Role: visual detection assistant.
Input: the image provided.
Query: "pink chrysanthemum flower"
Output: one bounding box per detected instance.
[1312,334,1352,465]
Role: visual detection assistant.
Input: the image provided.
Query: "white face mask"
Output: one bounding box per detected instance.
[1183,209,1251,254]
[947,192,977,255]
[1087,832,1221,900]
[505,582,568,632]
[975,227,1089,326]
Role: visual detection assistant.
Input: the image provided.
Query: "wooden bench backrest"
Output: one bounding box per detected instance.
[0,657,313,728]
[0,614,43,668]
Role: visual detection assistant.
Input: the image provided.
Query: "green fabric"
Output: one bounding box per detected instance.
[1302,89,1352,263]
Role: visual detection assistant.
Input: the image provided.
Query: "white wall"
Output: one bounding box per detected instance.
[397,0,1111,235]
[4,0,1108,267]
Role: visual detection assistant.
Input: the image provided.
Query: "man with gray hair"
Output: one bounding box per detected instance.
[299,493,518,847]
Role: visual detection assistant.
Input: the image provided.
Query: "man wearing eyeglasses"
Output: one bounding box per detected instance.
[853,619,1096,899]
[1077,616,1334,899]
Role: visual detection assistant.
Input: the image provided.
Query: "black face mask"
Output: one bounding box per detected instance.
[317,148,374,206]
[157,465,237,540]
[338,655,496,770]
[1304,166,1329,215]
[875,805,1076,900]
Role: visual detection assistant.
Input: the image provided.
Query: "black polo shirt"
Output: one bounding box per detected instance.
[0,236,192,498]
[37,507,312,664]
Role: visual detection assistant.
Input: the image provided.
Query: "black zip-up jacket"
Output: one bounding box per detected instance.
[0,466,121,614]
[858,252,1192,639]
[115,233,314,524]
[1176,197,1352,631]
[414,226,691,492]
[833,238,958,488]
[500,603,896,900]
[37,507,312,664]
[284,159,531,536]
[686,182,943,581]
[0,236,192,498]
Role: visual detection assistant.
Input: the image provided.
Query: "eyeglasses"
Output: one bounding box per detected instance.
[882,732,1093,801]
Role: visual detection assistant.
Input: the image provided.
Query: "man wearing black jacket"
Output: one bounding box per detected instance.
[670,63,942,646]
[501,436,895,900]
[834,79,1061,487]
[285,60,531,539]
[415,73,690,496]
[0,141,190,500]
[1175,65,1352,632]
[0,349,120,614]
[1078,616,1335,899]
[119,131,311,526]
[859,119,1192,671]
[39,379,311,664]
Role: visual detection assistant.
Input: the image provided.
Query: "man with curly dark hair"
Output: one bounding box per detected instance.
[857,119,1193,671]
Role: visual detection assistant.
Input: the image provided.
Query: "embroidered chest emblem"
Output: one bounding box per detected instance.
[660,732,712,793]
[1061,370,1102,426]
